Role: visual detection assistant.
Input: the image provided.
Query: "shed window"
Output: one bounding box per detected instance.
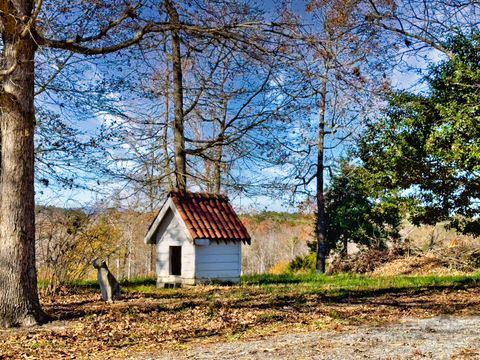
[169,246,182,276]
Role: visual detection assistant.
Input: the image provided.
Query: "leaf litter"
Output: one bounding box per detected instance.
[1,283,480,359]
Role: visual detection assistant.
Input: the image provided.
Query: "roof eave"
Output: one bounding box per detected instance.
[144,197,173,244]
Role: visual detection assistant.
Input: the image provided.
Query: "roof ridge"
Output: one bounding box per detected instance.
[169,190,229,201]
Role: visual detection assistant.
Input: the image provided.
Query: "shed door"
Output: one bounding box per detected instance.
[170,246,182,275]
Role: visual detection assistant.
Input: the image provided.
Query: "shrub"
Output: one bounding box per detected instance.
[287,252,316,273]
[269,261,291,275]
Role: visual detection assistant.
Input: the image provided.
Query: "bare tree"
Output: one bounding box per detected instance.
[36,206,122,294]
[161,0,295,192]
[101,1,298,200]
[366,0,480,58]
[274,0,392,272]
[0,0,285,327]
[184,43,293,194]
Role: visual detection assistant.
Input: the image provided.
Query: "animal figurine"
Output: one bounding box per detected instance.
[92,258,120,302]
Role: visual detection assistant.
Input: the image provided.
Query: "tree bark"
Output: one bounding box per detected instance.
[127,234,132,279]
[341,236,348,259]
[163,76,173,191]
[213,95,228,194]
[0,0,46,326]
[315,71,329,274]
[213,153,222,194]
[165,0,186,191]
[149,244,156,275]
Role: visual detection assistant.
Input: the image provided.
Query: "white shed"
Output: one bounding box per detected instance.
[144,191,251,287]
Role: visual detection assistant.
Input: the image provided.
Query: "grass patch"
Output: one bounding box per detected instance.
[241,273,480,302]
[39,273,480,297]
[38,276,157,290]
[240,272,480,296]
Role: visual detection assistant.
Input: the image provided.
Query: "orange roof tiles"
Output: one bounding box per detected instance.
[170,191,251,244]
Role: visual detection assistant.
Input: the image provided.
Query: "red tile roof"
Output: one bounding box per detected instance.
[170,191,251,244]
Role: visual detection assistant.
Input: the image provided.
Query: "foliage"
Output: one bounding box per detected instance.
[242,213,313,275]
[358,33,480,234]
[301,162,404,264]
[250,163,407,274]
[287,252,317,273]
[325,162,403,253]
[268,261,292,275]
[36,207,123,294]
[243,212,312,225]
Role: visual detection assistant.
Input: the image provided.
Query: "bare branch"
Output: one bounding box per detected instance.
[21,0,43,38]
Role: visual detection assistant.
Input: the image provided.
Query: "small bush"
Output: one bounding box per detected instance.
[269,261,291,275]
[288,252,316,273]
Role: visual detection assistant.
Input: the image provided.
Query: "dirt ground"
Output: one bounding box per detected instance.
[146,315,480,360]
[2,282,480,359]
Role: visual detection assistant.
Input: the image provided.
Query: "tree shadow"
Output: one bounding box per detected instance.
[230,278,480,315]
[42,277,480,325]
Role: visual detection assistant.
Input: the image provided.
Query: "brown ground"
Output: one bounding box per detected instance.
[148,315,480,359]
[1,284,480,359]
[371,255,471,277]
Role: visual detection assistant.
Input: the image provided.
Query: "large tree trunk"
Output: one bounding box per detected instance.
[315,72,329,274]
[213,154,222,194]
[163,76,173,191]
[166,0,186,191]
[213,92,228,194]
[213,128,226,194]
[0,0,46,326]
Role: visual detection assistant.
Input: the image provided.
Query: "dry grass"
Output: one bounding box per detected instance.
[371,254,471,276]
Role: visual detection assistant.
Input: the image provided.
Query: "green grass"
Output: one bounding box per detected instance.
[241,272,480,293]
[38,272,480,299]
[38,276,157,290]
[118,272,480,302]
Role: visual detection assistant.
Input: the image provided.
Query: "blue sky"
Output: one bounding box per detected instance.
[34,1,446,213]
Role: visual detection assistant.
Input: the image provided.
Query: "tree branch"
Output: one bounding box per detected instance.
[21,0,43,38]
[34,23,172,55]
[366,0,455,58]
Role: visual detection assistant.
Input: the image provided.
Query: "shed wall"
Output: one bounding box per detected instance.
[195,242,241,283]
[155,208,196,285]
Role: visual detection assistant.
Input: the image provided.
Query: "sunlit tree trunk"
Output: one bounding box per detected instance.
[166,0,186,191]
[213,103,227,194]
[127,235,132,280]
[315,71,329,274]
[163,75,173,191]
[0,0,45,326]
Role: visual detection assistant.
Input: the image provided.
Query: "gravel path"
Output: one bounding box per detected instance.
[145,316,480,359]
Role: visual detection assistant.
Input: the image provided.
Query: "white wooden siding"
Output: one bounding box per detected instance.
[155,208,195,281]
[195,242,241,281]
[152,206,243,285]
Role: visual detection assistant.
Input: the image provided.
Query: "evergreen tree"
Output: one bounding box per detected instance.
[359,34,480,234]
[324,162,402,256]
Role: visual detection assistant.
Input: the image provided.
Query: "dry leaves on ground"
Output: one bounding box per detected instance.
[0,283,480,359]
